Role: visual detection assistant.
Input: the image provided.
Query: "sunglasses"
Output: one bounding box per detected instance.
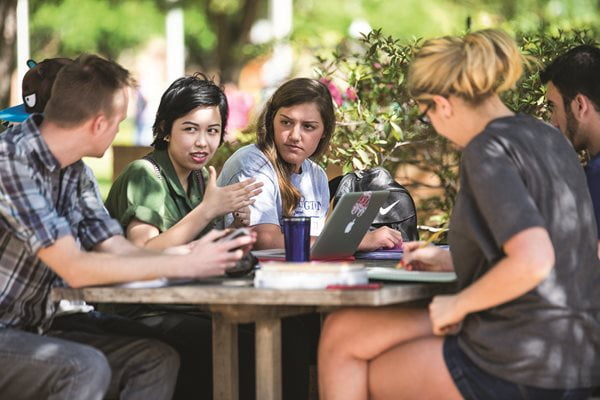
[417,102,433,125]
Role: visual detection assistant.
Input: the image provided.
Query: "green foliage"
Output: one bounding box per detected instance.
[504,29,599,117]
[30,0,164,59]
[315,29,460,226]
[314,27,599,227]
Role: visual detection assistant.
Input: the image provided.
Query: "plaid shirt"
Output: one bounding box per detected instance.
[0,115,122,333]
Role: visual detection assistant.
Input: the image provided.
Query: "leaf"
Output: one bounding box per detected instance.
[352,157,365,170]
[356,148,371,166]
[390,121,403,140]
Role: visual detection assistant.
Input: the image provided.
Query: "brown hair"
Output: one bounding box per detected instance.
[256,78,335,216]
[44,54,135,127]
[408,29,526,104]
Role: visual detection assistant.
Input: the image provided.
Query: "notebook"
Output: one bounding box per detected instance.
[252,190,389,261]
[367,267,457,282]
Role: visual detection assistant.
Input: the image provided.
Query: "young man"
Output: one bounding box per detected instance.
[0,55,254,399]
[541,45,600,255]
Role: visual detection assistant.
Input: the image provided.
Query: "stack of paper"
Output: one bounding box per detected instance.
[254,262,368,289]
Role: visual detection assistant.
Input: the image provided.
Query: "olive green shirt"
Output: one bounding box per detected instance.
[105,149,213,237]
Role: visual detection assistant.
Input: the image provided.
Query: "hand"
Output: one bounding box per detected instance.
[230,206,251,228]
[201,166,263,219]
[429,294,465,336]
[357,226,403,252]
[401,241,453,271]
[181,230,256,277]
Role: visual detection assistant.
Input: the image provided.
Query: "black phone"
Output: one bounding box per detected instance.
[218,228,251,244]
[225,252,258,277]
[218,228,257,277]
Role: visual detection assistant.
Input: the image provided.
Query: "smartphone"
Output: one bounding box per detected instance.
[218,227,251,243]
[217,228,257,277]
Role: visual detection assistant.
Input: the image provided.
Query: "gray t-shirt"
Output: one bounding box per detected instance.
[450,114,600,389]
[217,144,329,235]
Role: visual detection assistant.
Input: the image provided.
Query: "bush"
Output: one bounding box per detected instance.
[315,28,599,227]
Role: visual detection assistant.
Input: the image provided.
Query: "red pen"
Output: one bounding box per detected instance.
[326,283,382,290]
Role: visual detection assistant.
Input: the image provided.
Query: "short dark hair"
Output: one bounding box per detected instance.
[540,44,600,111]
[44,54,134,126]
[151,73,229,150]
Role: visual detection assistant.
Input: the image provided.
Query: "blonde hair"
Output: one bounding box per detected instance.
[408,29,526,103]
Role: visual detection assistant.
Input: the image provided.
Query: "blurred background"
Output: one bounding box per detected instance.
[1,0,599,227]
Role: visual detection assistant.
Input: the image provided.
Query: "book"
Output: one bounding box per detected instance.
[254,262,368,289]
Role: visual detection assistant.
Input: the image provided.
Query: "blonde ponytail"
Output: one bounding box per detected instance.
[408,29,527,103]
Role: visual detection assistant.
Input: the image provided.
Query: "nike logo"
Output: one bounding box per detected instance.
[379,200,400,215]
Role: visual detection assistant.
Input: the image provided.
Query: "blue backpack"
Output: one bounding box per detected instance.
[329,167,419,241]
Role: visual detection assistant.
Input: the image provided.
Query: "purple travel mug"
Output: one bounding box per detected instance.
[282,216,311,262]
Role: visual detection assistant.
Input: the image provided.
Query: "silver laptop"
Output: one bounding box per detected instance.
[253,190,389,260]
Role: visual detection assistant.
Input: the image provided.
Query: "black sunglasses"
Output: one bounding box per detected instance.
[417,102,433,125]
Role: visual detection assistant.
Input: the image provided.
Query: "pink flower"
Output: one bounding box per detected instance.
[320,78,343,106]
[345,87,357,102]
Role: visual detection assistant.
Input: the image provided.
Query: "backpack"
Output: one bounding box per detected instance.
[329,167,419,241]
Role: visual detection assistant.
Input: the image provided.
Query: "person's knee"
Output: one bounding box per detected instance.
[67,345,111,395]
[146,339,180,378]
[320,309,360,354]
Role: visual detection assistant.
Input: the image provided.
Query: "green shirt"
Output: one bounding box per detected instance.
[105,149,213,237]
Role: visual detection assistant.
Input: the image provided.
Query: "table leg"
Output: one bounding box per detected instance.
[255,318,282,400]
[212,314,239,400]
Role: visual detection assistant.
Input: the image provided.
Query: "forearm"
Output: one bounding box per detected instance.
[143,204,215,250]
[455,254,552,316]
[253,224,285,249]
[43,237,192,287]
[66,251,191,287]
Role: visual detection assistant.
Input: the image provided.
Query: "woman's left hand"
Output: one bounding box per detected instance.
[429,294,465,336]
[357,226,404,251]
[231,206,251,228]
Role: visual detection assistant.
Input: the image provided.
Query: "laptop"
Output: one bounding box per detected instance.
[253,190,389,260]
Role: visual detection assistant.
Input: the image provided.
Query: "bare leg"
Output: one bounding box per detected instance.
[370,337,462,400]
[318,306,431,400]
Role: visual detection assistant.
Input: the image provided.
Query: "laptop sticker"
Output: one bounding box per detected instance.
[347,192,373,233]
[351,191,372,217]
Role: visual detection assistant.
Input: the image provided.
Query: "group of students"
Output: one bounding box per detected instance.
[0,27,599,400]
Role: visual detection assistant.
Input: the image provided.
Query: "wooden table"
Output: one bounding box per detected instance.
[51,261,455,400]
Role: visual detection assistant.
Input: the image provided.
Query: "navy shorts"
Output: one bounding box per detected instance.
[443,335,592,400]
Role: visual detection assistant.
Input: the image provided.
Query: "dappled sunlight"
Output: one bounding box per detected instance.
[33,341,64,359]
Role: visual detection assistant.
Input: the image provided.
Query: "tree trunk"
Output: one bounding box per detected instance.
[204,0,262,82]
[0,0,17,109]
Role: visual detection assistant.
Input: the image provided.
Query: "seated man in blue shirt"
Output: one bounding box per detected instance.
[541,45,600,256]
[0,54,254,400]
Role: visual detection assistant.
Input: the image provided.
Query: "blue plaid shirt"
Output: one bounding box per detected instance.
[0,115,122,332]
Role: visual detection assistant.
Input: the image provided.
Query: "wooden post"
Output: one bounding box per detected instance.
[255,318,282,400]
[212,314,239,400]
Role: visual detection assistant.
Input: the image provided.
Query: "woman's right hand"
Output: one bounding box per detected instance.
[401,241,453,272]
[202,166,263,218]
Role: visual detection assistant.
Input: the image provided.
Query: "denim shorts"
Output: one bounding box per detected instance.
[443,335,592,400]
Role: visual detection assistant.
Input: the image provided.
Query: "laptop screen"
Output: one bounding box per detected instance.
[310,190,389,259]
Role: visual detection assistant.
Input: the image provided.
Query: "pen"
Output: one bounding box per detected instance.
[396,228,448,269]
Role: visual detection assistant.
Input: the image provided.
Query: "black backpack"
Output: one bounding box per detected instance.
[329,167,419,241]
